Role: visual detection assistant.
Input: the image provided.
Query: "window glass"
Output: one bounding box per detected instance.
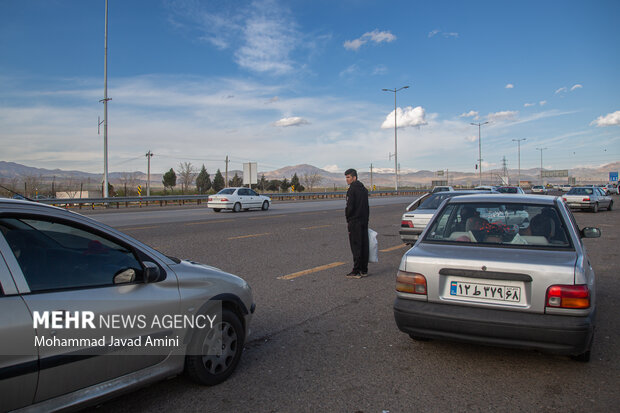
[249,189,258,196]
[0,217,143,292]
[238,189,249,196]
[424,203,573,249]
[217,188,235,195]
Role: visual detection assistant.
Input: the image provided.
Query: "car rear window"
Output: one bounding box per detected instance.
[217,189,236,195]
[423,202,573,249]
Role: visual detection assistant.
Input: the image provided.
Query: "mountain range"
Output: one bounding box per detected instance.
[0,161,618,189]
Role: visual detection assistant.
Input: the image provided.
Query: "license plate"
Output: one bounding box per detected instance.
[449,280,521,302]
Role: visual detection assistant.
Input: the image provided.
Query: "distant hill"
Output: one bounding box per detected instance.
[1,160,618,190]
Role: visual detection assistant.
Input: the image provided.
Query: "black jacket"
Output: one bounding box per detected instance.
[345,180,369,223]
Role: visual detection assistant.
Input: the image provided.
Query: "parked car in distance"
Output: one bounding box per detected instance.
[207,187,271,212]
[473,185,498,191]
[431,186,454,193]
[496,186,526,194]
[531,185,548,194]
[0,198,255,412]
[603,183,618,195]
[562,187,613,212]
[559,184,572,192]
[399,190,494,245]
[394,193,599,361]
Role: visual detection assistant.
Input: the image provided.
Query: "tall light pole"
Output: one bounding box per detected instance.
[100,0,111,198]
[145,150,153,196]
[471,121,489,185]
[512,138,526,187]
[536,147,547,185]
[382,86,409,191]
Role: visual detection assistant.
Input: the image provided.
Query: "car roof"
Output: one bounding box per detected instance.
[444,193,557,205]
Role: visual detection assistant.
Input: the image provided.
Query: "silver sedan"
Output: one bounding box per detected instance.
[0,199,254,412]
[394,194,599,361]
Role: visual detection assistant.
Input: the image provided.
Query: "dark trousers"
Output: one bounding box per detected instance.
[348,220,369,273]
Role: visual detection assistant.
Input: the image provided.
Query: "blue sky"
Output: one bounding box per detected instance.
[1,0,618,176]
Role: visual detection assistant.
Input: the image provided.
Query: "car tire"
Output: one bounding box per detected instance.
[185,308,245,386]
[607,201,613,211]
[213,208,221,212]
[592,203,598,213]
[261,201,269,211]
[233,203,241,213]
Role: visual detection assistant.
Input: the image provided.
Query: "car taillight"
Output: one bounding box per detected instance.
[401,220,413,228]
[582,197,590,201]
[208,197,213,201]
[546,284,590,309]
[396,271,427,295]
[562,197,567,202]
[220,198,229,202]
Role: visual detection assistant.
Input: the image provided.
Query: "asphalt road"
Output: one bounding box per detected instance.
[86,196,620,413]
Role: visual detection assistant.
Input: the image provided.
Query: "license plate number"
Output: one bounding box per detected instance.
[450,281,521,302]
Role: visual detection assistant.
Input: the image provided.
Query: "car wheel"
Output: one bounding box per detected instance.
[261,201,269,211]
[213,208,221,212]
[185,308,245,386]
[233,202,241,213]
[607,201,613,211]
[592,203,598,213]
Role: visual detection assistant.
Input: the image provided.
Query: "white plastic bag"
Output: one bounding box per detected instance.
[368,228,378,263]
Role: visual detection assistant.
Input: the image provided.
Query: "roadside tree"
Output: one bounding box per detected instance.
[213,169,225,192]
[162,168,177,193]
[196,165,212,194]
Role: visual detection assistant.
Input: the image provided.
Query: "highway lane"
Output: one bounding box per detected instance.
[92,198,620,413]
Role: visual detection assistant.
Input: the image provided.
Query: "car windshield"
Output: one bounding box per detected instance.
[423,202,572,249]
[217,188,236,195]
[567,187,594,195]
[497,187,518,193]
[417,192,462,210]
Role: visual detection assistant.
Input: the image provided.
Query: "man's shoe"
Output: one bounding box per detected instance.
[360,272,368,277]
[346,271,362,279]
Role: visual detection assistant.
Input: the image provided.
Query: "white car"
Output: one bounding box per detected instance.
[531,185,548,194]
[207,187,271,212]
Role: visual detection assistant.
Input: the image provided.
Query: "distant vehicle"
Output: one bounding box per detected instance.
[473,185,497,191]
[560,184,572,192]
[531,185,548,194]
[562,187,613,212]
[603,184,618,195]
[431,186,454,193]
[496,186,525,194]
[394,193,599,361]
[399,190,494,244]
[207,187,271,212]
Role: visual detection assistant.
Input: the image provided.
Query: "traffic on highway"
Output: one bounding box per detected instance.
[0,191,618,412]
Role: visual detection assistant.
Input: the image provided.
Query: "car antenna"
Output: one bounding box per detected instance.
[0,184,35,201]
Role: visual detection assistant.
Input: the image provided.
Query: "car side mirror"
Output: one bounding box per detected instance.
[581,227,601,239]
[143,261,163,283]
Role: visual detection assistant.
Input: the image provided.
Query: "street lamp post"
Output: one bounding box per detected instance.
[536,147,547,185]
[471,121,489,185]
[512,138,526,187]
[382,86,409,191]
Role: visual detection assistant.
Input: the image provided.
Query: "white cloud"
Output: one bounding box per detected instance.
[524,102,535,107]
[344,29,396,51]
[444,32,459,38]
[428,29,459,38]
[570,84,583,91]
[465,135,478,143]
[539,100,547,106]
[381,106,427,129]
[459,110,479,119]
[273,116,309,127]
[339,64,359,77]
[555,87,567,94]
[487,110,519,122]
[590,111,620,127]
[372,65,388,75]
[505,84,514,89]
[322,165,341,173]
[428,29,440,38]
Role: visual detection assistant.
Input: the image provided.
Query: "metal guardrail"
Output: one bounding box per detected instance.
[36,190,427,209]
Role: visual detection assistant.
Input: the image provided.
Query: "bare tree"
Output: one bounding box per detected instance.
[120,172,139,195]
[177,162,197,194]
[23,174,43,198]
[302,172,324,192]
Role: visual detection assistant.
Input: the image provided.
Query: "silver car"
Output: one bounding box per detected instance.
[399,190,493,245]
[0,199,254,412]
[394,194,599,361]
[207,187,271,212]
[562,186,613,212]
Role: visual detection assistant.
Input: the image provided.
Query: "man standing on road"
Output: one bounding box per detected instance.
[344,168,369,279]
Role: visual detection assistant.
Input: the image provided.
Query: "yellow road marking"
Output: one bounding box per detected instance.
[185,219,236,225]
[380,244,409,252]
[122,225,160,230]
[278,262,346,280]
[249,215,286,220]
[300,224,333,230]
[228,232,271,240]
